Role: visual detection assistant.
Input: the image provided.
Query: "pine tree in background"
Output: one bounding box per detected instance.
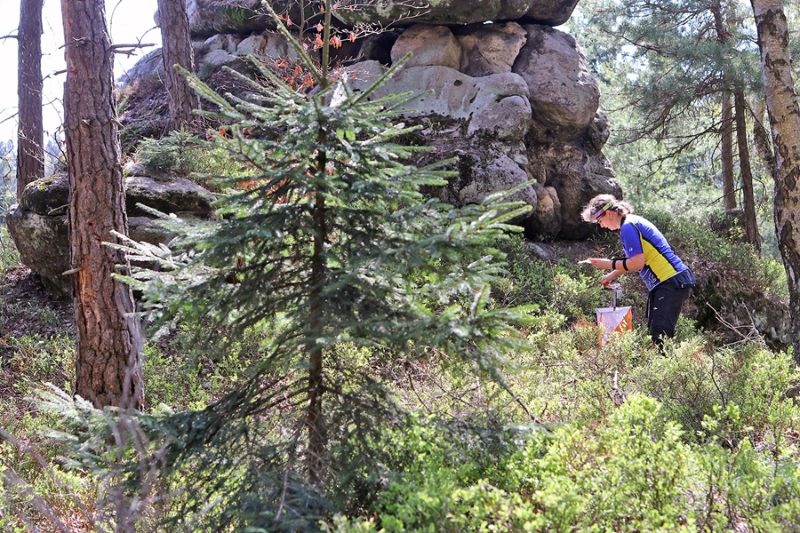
[573,0,767,250]
[98,0,534,529]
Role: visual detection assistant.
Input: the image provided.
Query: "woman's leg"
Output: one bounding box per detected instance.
[648,280,692,347]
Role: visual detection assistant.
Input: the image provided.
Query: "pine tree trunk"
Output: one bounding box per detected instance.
[17,0,44,201]
[751,0,800,360]
[734,90,761,253]
[712,1,737,212]
[157,0,200,129]
[721,92,737,211]
[62,0,143,408]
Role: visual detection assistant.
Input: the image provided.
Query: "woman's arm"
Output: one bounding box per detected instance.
[587,254,645,286]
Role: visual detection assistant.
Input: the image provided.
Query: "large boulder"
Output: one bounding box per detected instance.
[512,24,600,134]
[184,0,323,37]
[524,0,581,26]
[6,208,70,299]
[125,175,217,217]
[345,61,531,141]
[185,0,270,37]
[454,22,528,77]
[120,0,619,241]
[391,25,463,70]
[6,175,218,299]
[333,0,579,27]
[117,48,164,87]
[525,137,620,239]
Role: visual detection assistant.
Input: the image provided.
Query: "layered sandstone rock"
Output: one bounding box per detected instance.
[127,0,621,240]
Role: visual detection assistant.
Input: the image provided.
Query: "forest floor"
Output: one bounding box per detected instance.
[0,267,73,401]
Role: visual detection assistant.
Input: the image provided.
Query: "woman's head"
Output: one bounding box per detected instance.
[581,194,634,224]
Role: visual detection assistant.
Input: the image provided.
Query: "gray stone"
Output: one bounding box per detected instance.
[523,136,620,239]
[455,22,528,77]
[585,109,610,154]
[456,144,537,213]
[528,182,561,238]
[524,0,581,26]
[124,161,149,177]
[203,33,240,54]
[524,241,555,261]
[201,49,236,68]
[116,48,164,88]
[6,175,218,298]
[125,176,217,218]
[262,31,301,63]
[236,33,267,56]
[187,0,270,37]
[391,25,462,70]
[6,207,71,299]
[20,175,69,216]
[513,25,599,133]
[334,0,549,27]
[345,62,530,141]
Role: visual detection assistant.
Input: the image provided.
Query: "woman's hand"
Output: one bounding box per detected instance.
[586,258,612,269]
[601,270,620,287]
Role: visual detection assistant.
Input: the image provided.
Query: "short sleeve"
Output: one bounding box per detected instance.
[620,223,643,258]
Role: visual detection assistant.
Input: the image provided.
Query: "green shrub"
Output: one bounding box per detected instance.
[631,342,800,440]
[0,224,20,272]
[495,235,606,325]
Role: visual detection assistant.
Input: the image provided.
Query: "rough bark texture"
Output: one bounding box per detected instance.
[712,2,737,212]
[753,102,777,178]
[721,93,737,211]
[17,0,44,201]
[62,0,143,408]
[734,90,761,252]
[157,0,200,128]
[751,0,800,360]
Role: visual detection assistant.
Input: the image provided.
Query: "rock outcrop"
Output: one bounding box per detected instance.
[6,173,217,299]
[123,0,621,241]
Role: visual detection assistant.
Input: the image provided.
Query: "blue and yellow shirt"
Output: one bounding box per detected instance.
[620,214,689,291]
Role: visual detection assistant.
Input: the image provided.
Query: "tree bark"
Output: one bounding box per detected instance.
[17,0,44,201]
[712,1,737,212]
[157,0,200,129]
[752,102,776,179]
[751,0,800,360]
[734,90,761,252]
[62,0,143,408]
[721,92,738,211]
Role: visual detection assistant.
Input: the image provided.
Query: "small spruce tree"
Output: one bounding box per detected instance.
[64,0,535,529]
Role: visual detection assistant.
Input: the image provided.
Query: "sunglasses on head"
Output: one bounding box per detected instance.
[595,202,614,220]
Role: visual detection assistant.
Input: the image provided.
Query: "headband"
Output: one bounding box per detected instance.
[595,201,614,219]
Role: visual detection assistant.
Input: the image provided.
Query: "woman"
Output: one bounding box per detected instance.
[581,194,695,347]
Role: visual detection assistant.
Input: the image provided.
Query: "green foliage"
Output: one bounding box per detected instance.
[632,343,800,440]
[372,394,800,532]
[0,224,20,272]
[494,234,606,324]
[63,1,536,530]
[570,0,776,255]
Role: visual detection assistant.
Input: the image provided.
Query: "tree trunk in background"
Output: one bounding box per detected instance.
[734,90,761,253]
[751,0,800,361]
[721,93,737,211]
[157,0,200,129]
[62,0,143,408]
[17,0,44,201]
[752,102,776,179]
[712,2,737,212]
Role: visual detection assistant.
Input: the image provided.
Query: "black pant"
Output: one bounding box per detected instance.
[647,270,695,347]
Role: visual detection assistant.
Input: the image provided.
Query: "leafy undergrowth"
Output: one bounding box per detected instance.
[1,214,798,532]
